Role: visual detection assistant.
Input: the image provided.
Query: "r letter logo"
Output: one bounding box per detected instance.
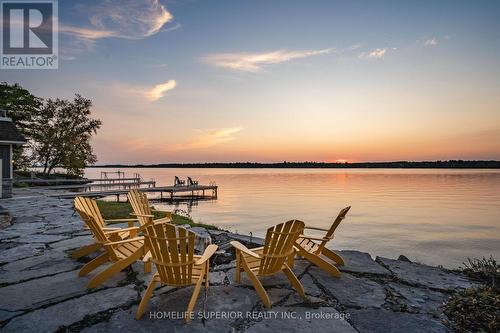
[1,0,58,69]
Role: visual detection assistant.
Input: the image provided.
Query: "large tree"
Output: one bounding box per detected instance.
[0,82,42,170]
[31,95,102,176]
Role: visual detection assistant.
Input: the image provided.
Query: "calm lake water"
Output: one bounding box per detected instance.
[85,168,500,268]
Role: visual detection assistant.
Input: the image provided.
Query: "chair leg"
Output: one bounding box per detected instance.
[87,250,142,289]
[186,271,204,322]
[321,247,345,266]
[241,259,271,308]
[282,264,305,299]
[135,275,158,320]
[287,253,295,267]
[298,249,341,278]
[79,253,109,277]
[71,243,102,259]
[143,260,151,274]
[235,251,241,283]
[205,262,209,289]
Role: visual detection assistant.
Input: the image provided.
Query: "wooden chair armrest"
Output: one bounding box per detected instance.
[130,213,155,218]
[104,218,139,225]
[105,226,140,235]
[304,226,329,232]
[103,227,121,231]
[195,244,219,265]
[142,251,152,263]
[230,241,261,259]
[299,234,332,242]
[154,216,172,223]
[151,209,172,214]
[107,236,144,246]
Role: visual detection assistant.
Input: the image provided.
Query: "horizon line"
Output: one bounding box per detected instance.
[90,160,500,169]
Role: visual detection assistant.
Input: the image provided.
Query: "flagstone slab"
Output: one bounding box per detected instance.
[207,270,229,285]
[349,308,448,333]
[0,243,46,264]
[42,222,83,235]
[4,233,69,244]
[81,308,214,333]
[386,282,448,314]
[92,286,263,332]
[244,306,357,333]
[0,309,23,323]
[309,267,386,308]
[376,256,473,290]
[226,259,310,288]
[152,285,261,316]
[0,268,126,311]
[299,273,322,297]
[337,250,392,275]
[49,235,94,252]
[0,250,80,285]
[2,286,137,333]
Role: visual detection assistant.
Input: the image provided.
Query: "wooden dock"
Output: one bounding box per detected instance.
[51,184,218,201]
[14,177,149,185]
[34,180,156,191]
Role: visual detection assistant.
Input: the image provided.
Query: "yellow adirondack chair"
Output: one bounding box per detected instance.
[230,220,306,308]
[74,197,151,289]
[135,221,218,322]
[72,197,140,259]
[128,190,172,226]
[294,206,351,277]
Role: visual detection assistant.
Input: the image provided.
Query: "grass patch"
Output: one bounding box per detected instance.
[444,256,500,333]
[95,200,219,230]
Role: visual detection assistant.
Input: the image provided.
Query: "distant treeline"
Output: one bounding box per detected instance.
[93,160,500,169]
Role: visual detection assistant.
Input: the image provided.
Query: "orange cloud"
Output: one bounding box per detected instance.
[202,48,334,72]
[112,80,177,102]
[171,127,243,150]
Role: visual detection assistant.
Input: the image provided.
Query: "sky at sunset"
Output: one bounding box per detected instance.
[2,0,500,164]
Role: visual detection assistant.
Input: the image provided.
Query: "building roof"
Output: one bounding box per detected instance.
[0,118,27,144]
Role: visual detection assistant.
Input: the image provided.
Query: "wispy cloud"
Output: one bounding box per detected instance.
[423,38,438,46]
[172,127,243,150]
[60,0,174,59]
[202,48,334,72]
[114,80,177,102]
[63,0,172,40]
[145,81,177,101]
[359,48,387,59]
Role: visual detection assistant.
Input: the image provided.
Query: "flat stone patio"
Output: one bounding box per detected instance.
[0,194,474,332]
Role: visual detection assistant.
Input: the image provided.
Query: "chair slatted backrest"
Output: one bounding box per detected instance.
[128,190,153,226]
[74,197,122,260]
[259,220,305,276]
[142,221,196,286]
[74,196,107,228]
[317,206,351,252]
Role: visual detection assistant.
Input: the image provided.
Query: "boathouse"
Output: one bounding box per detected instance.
[0,110,26,198]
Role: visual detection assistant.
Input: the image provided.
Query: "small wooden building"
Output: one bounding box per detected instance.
[0,110,27,198]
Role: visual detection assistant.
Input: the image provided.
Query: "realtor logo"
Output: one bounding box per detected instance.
[1,0,58,69]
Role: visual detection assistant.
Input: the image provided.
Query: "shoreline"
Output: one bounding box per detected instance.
[0,193,477,332]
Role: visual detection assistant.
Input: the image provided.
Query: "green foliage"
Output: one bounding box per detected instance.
[444,286,499,333]
[461,256,499,289]
[0,82,41,137]
[95,200,219,230]
[444,256,500,332]
[30,94,101,176]
[1,83,101,176]
[0,82,42,170]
